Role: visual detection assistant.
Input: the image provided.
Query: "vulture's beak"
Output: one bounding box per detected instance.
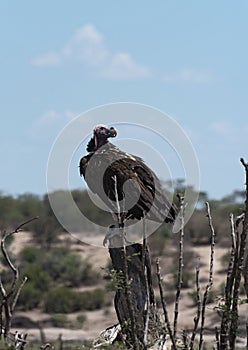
[108,127,117,138]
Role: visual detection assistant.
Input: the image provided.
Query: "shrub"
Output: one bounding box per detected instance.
[49,314,68,327]
[21,264,51,291]
[18,283,42,310]
[188,289,218,306]
[43,287,105,313]
[76,313,87,325]
[19,246,42,265]
[173,270,194,289]
[79,288,105,311]
[19,246,99,287]
[44,287,80,313]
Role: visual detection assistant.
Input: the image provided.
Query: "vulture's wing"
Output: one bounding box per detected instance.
[79,143,177,223]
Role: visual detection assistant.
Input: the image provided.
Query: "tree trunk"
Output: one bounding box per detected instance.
[108,236,155,348]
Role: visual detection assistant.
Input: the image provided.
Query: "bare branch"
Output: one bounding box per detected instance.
[1,232,19,276]
[228,158,248,349]
[220,213,237,349]
[230,213,236,251]
[246,321,248,350]
[240,157,248,169]
[189,257,201,350]
[173,194,185,339]
[229,223,248,348]
[199,202,215,350]
[156,258,177,350]
[113,175,121,224]
[142,219,150,347]
[1,217,38,275]
[0,217,38,340]
[143,267,150,347]
[14,216,39,233]
[40,344,54,350]
[215,327,220,350]
[12,276,28,312]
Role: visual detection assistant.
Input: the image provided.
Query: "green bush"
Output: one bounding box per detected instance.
[16,245,101,311]
[18,283,42,310]
[188,289,218,306]
[49,314,68,327]
[173,270,194,289]
[19,246,42,265]
[19,246,99,287]
[76,313,87,324]
[43,287,105,313]
[21,264,51,291]
[79,288,105,311]
[44,287,80,313]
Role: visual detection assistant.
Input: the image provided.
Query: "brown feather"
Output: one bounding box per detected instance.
[79,141,177,224]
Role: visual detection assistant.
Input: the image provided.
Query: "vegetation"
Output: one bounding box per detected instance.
[0,179,248,349]
[44,287,105,313]
[0,185,245,246]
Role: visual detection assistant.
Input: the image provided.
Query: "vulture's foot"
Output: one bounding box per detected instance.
[103,224,133,247]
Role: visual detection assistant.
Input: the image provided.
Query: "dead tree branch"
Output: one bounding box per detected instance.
[189,257,201,350]
[156,258,177,350]
[199,202,215,350]
[228,158,248,349]
[219,213,237,349]
[173,194,185,340]
[0,217,38,340]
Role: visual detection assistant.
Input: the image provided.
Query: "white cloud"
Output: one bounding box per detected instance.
[34,109,78,129]
[31,24,150,79]
[31,24,215,83]
[164,68,214,84]
[210,121,233,135]
[210,120,248,140]
[62,24,108,65]
[39,110,60,124]
[101,53,151,79]
[31,52,60,67]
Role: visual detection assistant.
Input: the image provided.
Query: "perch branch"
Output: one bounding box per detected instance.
[113,176,140,349]
[113,175,121,224]
[173,194,185,340]
[142,219,150,347]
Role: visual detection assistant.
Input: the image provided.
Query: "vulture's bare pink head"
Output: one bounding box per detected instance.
[93,124,117,150]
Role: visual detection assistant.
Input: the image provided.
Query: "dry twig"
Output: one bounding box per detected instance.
[219,213,237,349]
[215,327,220,350]
[228,158,248,349]
[199,202,215,350]
[156,258,177,350]
[173,194,185,340]
[0,217,38,339]
[189,257,201,350]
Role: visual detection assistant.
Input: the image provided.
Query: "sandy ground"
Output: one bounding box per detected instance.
[7,231,248,346]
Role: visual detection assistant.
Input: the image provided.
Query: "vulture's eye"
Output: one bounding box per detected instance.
[100,127,104,130]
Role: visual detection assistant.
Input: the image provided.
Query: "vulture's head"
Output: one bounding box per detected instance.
[87,124,117,152]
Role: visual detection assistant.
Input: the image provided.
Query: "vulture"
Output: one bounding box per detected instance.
[79,124,177,226]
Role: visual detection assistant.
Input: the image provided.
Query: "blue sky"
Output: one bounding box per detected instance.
[1,1,248,199]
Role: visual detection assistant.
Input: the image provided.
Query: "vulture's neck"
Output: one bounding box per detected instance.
[86,136,109,152]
